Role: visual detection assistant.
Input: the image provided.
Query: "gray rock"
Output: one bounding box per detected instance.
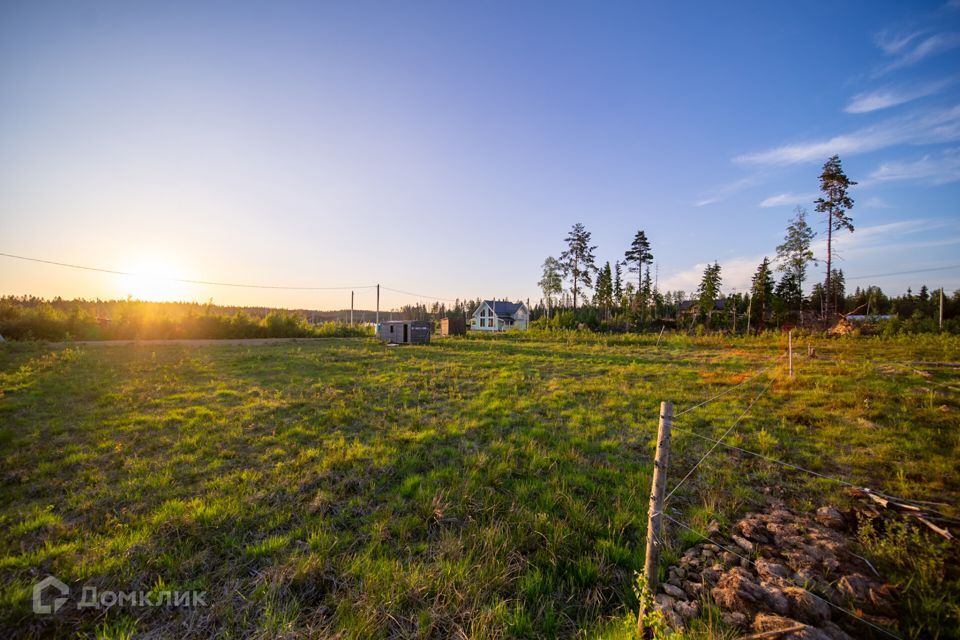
[682,580,704,598]
[821,621,855,640]
[816,506,844,529]
[732,534,754,553]
[757,580,790,615]
[662,582,687,600]
[675,599,699,620]
[756,558,791,580]
[654,592,676,611]
[837,573,871,601]
[701,566,721,584]
[712,567,768,611]
[721,611,748,628]
[784,586,832,625]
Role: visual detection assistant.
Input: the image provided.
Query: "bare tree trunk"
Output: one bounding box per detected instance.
[825,212,833,319]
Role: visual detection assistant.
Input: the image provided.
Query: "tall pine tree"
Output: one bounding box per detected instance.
[559,223,598,310]
[624,230,653,294]
[814,155,856,318]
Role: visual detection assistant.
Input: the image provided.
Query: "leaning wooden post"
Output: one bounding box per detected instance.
[788,330,794,378]
[638,401,673,634]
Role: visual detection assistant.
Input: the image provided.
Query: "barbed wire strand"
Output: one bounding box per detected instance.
[665,375,776,503]
[661,513,903,640]
[668,423,959,524]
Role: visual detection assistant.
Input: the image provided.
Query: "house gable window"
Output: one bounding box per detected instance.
[479,305,495,328]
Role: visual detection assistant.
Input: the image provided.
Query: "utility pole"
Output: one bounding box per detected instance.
[940,287,944,330]
[376,285,380,332]
[350,291,354,325]
[746,295,752,336]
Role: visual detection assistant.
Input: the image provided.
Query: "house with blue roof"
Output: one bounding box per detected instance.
[471,300,529,331]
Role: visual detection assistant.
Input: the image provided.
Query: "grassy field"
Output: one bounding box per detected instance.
[1,333,958,639]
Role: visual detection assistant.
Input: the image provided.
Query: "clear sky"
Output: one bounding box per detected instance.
[2,0,959,310]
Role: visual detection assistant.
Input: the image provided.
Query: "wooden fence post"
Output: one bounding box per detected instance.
[638,400,673,634]
[789,330,793,378]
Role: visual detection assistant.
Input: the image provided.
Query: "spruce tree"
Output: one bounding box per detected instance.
[775,206,816,319]
[751,257,774,332]
[697,262,722,328]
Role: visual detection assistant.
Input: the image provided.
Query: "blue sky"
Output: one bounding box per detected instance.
[1,1,959,309]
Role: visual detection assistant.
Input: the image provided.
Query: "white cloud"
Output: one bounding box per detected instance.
[875,31,960,75]
[862,196,892,208]
[692,174,763,207]
[659,254,766,294]
[758,192,818,208]
[874,29,928,55]
[734,104,960,166]
[866,148,960,185]
[844,78,953,113]
[658,220,943,293]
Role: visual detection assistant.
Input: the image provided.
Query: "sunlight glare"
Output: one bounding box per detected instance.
[122,259,188,302]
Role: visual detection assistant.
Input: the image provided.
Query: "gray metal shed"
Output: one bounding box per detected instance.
[377,320,431,345]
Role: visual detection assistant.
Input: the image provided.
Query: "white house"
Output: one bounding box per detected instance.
[471,300,529,331]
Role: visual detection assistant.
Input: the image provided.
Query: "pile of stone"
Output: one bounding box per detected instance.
[655,503,898,638]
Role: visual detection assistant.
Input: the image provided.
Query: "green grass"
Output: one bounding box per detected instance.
[0,332,957,638]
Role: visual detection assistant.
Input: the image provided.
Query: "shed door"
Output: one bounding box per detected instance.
[403,323,409,343]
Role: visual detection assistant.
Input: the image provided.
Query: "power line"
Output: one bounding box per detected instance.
[380,285,459,303]
[0,251,375,291]
[661,513,903,640]
[845,264,960,282]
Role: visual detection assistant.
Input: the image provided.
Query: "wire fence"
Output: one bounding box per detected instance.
[642,341,958,638]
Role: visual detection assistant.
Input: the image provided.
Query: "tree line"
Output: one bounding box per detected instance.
[0,297,371,341]
[534,155,958,333]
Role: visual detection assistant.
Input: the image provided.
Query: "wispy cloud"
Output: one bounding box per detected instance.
[844,78,953,113]
[874,29,928,55]
[692,174,762,207]
[875,31,960,75]
[734,104,960,166]
[659,254,766,294]
[758,192,818,208]
[866,147,960,185]
[862,196,892,208]
[659,220,947,293]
